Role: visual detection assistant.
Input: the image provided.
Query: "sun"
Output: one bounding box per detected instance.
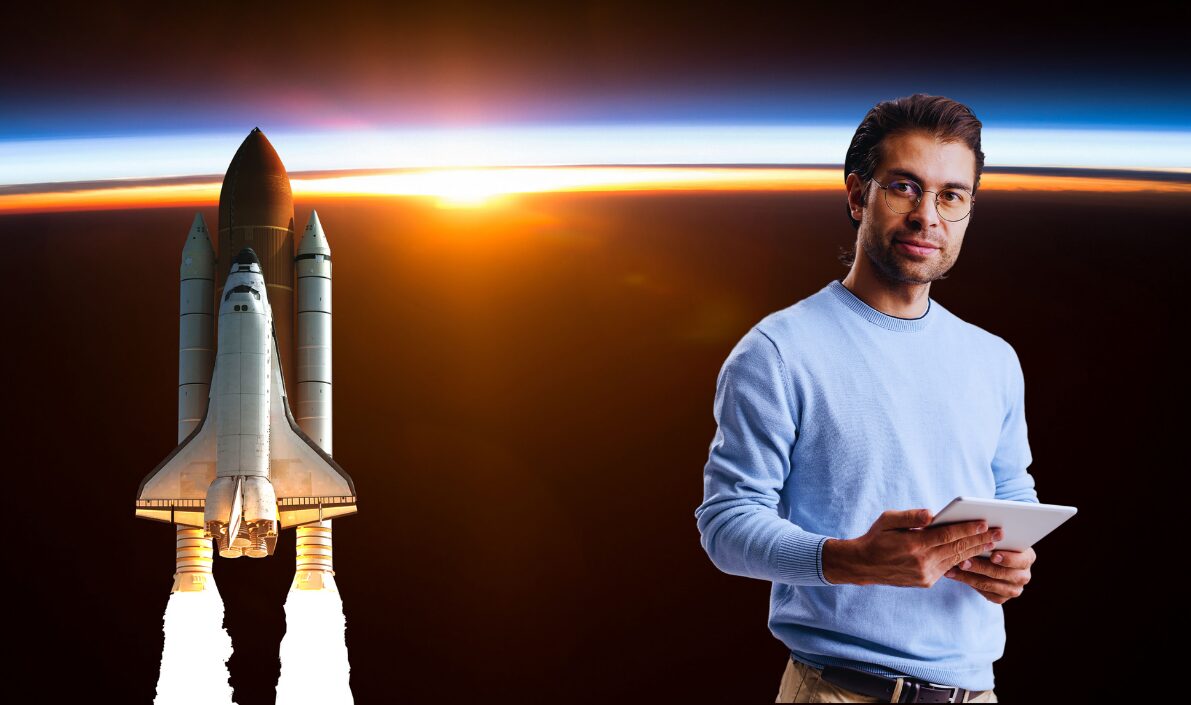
[421,169,506,208]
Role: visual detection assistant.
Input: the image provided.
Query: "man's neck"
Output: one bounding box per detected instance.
[841,261,931,319]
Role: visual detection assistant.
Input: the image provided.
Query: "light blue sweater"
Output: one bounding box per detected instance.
[695,279,1038,691]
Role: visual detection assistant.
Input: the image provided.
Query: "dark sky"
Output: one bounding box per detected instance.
[4,2,1190,136]
[6,184,1185,702]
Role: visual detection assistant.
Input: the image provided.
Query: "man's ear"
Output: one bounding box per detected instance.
[845,173,867,222]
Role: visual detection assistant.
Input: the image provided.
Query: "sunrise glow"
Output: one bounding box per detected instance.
[2,166,1187,215]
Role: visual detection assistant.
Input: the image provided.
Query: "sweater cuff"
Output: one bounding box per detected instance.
[774,528,835,586]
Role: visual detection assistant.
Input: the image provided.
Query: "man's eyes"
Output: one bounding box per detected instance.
[891,180,967,203]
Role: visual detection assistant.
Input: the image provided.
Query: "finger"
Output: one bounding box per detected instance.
[930,528,1001,567]
[943,569,1007,603]
[951,557,1017,580]
[943,566,976,584]
[920,519,990,548]
[991,547,1035,569]
[943,568,1004,603]
[881,508,934,530]
[959,539,997,566]
[945,569,1023,599]
[931,540,993,576]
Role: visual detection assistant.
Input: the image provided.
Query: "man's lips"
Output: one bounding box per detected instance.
[894,238,939,256]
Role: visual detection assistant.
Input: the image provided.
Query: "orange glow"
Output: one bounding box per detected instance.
[1,181,220,214]
[2,167,1188,214]
[294,167,841,209]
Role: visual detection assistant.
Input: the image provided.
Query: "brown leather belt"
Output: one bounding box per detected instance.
[819,664,990,703]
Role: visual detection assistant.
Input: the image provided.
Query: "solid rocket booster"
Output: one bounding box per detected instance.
[179,213,216,443]
[294,211,338,591]
[174,214,217,592]
[296,211,332,452]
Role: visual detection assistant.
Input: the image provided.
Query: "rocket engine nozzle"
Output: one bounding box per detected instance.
[204,476,280,558]
[171,528,215,593]
[213,519,276,558]
[292,521,337,591]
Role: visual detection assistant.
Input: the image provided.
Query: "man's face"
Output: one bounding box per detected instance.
[848,131,976,285]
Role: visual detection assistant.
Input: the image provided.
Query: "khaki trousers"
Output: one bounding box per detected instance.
[776,656,998,703]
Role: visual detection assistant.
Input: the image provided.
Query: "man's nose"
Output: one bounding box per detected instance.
[907,194,942,229]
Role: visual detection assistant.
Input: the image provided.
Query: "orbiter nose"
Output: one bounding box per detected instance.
[234,247,260,266]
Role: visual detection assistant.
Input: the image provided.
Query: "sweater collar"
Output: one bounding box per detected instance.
[827,279,935,332]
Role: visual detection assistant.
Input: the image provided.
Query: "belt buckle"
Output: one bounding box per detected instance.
[924,681,962,700]
[898,678,963,703]
[932,683,962,702]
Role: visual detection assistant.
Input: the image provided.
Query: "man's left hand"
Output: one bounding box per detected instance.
[943,546,1035,604]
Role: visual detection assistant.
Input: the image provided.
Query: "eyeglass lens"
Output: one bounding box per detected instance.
[884,179,971,221]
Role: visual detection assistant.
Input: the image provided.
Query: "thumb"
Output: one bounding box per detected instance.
[879,508,932,530]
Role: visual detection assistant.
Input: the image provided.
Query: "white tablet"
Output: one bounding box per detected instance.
[927,496,1077,558]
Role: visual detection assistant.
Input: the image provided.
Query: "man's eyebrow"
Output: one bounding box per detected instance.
[885,168,973,193]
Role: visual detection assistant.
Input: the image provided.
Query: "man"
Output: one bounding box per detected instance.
[694,94,1039,703]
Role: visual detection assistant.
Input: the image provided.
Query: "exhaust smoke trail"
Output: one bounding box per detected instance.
[155,588,236,705]
[276,522,354,704]
[275,589,353,704]
[155,528,236,705]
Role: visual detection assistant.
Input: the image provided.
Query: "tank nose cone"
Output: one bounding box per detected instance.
[218,127,293,231]
[234,247,260,265]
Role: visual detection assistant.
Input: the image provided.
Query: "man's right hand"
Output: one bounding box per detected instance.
[821,509,1003,587]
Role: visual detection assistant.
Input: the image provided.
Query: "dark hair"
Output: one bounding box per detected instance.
[839,94,985,267]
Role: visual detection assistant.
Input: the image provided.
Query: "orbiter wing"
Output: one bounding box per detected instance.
[134,382,219,527]
[265,328,357,528]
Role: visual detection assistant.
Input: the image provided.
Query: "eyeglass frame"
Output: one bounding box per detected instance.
[869,175,975,222]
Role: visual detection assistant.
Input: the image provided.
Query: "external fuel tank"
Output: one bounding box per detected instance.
[217,127,297,402]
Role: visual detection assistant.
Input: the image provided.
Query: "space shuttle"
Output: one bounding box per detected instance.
[135,128,356,590]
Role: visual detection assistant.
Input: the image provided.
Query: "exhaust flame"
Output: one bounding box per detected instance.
[155,528,236,704]
[276,523,353,703]
[155,589,236,705]
[275,588,354,704]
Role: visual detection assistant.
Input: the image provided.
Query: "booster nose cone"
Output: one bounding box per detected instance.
[181,212,215,279]
[297,210,331,257]
[234,247,260,266]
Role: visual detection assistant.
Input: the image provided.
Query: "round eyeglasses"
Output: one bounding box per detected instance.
[871,176,974,222]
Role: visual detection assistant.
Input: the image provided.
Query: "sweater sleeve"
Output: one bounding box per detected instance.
[992,343,1040,503]
[694,327,836,586]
